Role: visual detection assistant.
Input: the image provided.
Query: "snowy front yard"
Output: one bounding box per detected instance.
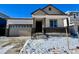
[0,37,30,54]
[20,37,79,54]
[0,36,79,54]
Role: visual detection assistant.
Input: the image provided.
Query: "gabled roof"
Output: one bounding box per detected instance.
[32,8,47,15]
[32,4,66,15]
[42,4,65,15]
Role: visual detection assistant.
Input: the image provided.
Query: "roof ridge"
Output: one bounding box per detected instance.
[32,8,47,15]
[32,4,66,15]
[42,4,65,15]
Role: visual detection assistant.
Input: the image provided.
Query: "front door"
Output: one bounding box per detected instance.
[36,21,42,32]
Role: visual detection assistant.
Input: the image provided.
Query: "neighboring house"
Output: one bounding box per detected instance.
[0,4,71,36]
[0,12,9,36]
[66,11,79,35]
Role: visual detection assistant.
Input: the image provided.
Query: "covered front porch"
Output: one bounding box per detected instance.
[32,15,70,36]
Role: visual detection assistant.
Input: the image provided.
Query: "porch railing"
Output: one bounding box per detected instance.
[44,27,67,33]
[31,27,69,36]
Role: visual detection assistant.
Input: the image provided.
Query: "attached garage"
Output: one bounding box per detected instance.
[6,18,33,37]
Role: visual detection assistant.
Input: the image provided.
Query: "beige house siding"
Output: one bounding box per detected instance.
[7,19,33,28]
[43,6,64,14]
[33,18,65,28]
[46,18,50,27]
[57,19,64,27]
[33,10,46,15]
[45,18,64,28]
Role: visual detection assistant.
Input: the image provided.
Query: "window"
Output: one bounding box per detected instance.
[74,14,76,18]
[49,7,51,11]
[50,20,57,28]
[76,13,78,16]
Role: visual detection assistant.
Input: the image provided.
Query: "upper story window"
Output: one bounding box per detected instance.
[73,14,76,18]
[76,13,79,16]
[76,13,78,16]
[49,7,51,11]
[73,12,79,18]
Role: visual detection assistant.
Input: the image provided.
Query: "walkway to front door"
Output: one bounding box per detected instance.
[36,21,42,32]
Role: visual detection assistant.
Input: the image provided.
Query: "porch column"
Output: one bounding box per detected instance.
[32,18,36,35]
[43,18,46,34]
[5,27,8,36]
[33,18,36,28]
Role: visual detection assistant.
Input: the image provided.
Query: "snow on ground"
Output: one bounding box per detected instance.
[0,37,30,54]
[0,45,15,54]
[20,37,79,54]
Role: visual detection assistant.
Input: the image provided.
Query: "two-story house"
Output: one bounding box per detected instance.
[66,11,79,36]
